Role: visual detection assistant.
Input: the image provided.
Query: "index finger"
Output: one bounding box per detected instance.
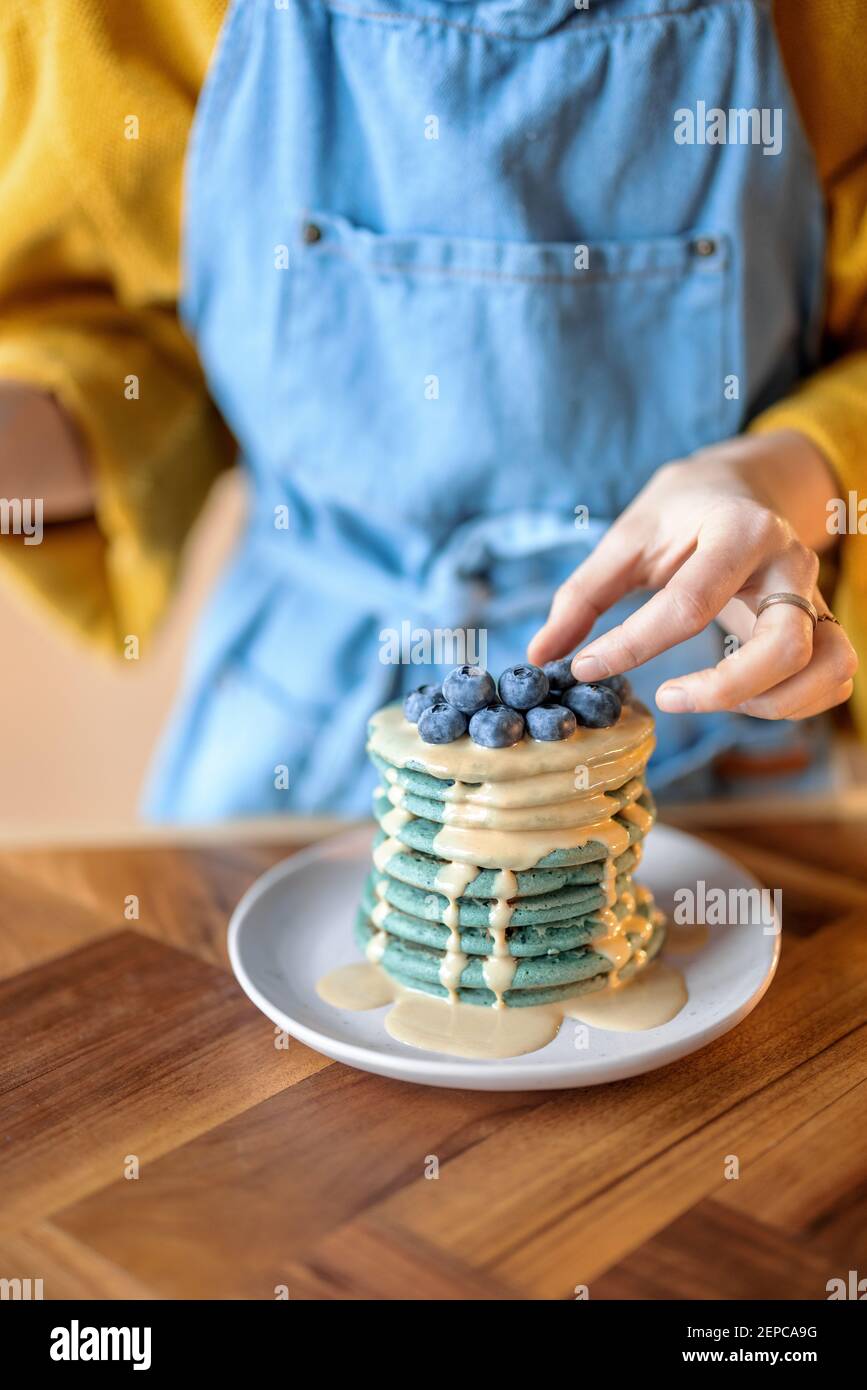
[527,527,641,665]
[568,522,764,682]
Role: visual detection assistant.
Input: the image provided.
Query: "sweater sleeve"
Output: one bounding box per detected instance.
[0,0,233,650]
[751,0,867,536]
[748,1,867,732]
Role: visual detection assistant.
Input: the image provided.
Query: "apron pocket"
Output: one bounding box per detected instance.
[280,208,730,524]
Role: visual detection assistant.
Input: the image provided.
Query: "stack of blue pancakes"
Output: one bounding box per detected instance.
[358,700,666,1009]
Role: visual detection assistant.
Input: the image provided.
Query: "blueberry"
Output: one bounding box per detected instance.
[599,674,632,701]
[468,704,525,748]
[541,656,577,693]
[403,684,442,724]
[418,700,468,744]
[560,683,622,729]
[525,702,578,741]
[442,665,497,714]
[497,664,549,710]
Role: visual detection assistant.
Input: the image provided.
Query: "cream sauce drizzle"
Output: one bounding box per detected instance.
[380,805,411,836]
[601,856,617,908]
[316,948,687,1058]
[385,988,563,1059]
[562,963,687,1031]
[592,906,619,936]
[317,961,395,1010]
[422,736,657,809]
[368,701,655,784]
[431,815,632,873]
[387,776,645,832]
[366,929,388,963]
[370,898,390,930]
[433,859,478,1004]
[620,800,654,834]
[372,835,402,873]
[591,931,632,974]
[482,868,518,1008]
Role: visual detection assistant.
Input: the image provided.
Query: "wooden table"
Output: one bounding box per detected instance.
[1,813,866,1301]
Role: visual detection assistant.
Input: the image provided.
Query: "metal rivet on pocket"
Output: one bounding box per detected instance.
[301,221,323,245]
[691,236,717,258]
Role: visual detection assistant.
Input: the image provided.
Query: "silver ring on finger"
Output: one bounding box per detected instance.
[755,592,818,630]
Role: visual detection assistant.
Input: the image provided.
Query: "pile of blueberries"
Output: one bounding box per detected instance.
[403,660,631,747]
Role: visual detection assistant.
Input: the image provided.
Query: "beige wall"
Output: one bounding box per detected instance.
[0,472,244,840]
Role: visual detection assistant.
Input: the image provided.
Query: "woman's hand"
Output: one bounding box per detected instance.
[528,430,858,720]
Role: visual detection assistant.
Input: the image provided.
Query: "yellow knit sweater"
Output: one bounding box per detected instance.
[1,1,866,727]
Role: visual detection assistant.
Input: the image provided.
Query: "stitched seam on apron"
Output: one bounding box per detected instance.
[307,244,710,285]
[312,0,763,43]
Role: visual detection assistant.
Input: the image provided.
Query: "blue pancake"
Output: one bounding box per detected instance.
[364,867,630,928]
[373,773,641,828]
[369,751,477,801]
[360,880,639,957]
[372,786,654,870]
[371,828,644,899]
[355,906,665,1008]
[369,750,643,808]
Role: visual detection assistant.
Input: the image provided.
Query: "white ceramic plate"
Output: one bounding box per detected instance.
[228,824,780,1091]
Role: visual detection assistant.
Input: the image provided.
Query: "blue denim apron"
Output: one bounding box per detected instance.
[144,0,826,820]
